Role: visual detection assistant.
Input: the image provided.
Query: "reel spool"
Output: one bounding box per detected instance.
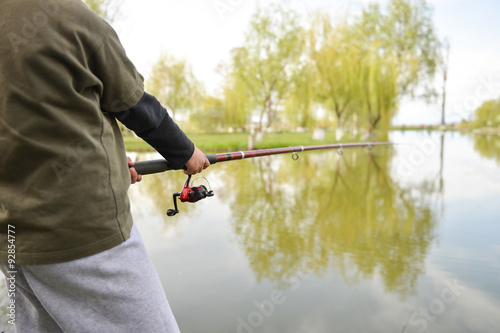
[167,175,214,216]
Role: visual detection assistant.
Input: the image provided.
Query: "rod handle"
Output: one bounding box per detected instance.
[206,154,217,165]
[133,154,218,175]
[133,159,174,175]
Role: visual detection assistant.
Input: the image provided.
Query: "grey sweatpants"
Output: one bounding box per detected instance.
[0,224,180,333]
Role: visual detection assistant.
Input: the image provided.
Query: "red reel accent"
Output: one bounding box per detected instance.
[167,175,214,216]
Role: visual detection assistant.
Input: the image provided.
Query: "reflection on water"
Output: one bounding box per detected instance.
[130,132,500,332]
[221,148,438,298]
[472,133,500,166]
[0,133,498,332]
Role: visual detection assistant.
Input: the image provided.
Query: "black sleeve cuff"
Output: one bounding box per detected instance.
[114,92,195,169]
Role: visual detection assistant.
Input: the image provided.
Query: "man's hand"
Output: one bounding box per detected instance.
[184,146,210,175]
[128,157,142,184]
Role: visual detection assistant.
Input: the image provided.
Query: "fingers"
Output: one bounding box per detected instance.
[204,157,210,169]
[183,163,205,175]
[130,167,139,184]
[127,156,142,184]
[184,147,210,175]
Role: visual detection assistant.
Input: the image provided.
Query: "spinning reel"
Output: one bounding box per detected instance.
[167,175,214,216]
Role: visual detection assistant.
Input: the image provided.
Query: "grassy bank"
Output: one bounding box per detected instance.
[123,132,341,152]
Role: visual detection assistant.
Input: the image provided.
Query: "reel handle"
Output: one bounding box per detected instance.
[167,192,181,216]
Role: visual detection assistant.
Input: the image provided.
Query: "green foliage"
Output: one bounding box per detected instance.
[308,16,361,138]
[283,62,317,130]
[358,42,400,139]
[228,4,305,130]
[346,0,440,139]
[216,0,440,138]
[219,60,254,130]
[307,11,401,140]
[138,0,441,138]
[474,99,500,128]
[146,53,203,121]
[189,96,226,133]
[355,0,440,97]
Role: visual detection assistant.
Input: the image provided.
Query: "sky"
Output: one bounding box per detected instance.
[114,0,500,125]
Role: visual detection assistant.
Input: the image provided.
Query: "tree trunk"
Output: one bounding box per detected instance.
[248,126,255,150]
[441,68,448,127]
[439,132,445,194]
[368,113,381,139]
[352,113,358,137]
[335,112,343,141]
[441,39,450,127]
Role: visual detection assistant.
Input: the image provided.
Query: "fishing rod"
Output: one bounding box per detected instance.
[132,141,391,216]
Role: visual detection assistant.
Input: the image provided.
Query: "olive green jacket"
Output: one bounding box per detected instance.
[0,0,145,264]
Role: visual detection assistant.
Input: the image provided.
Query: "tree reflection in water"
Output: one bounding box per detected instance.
[218,147,439,298]
[472,133,500,166]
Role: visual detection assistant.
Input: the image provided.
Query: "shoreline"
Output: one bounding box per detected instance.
[123,128,500,152]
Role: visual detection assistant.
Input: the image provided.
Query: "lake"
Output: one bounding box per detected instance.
[127,131,500,333]
[1,131,499,333]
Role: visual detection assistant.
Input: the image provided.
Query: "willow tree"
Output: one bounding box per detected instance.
[474,99,500,128]
[146,53,203,121]
[230,5,304,131]
[358,43,400,139]
[308,16,361,140]
[218,58,254,131]
[189,96,225,133]
[348,0,440,138]
[221,77,250,131]
[283,62,317,130]
[355,0,440,98]
[439,39,451,126]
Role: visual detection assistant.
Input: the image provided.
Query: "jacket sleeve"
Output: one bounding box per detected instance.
[86,17,144,112]
[114,92,195,169]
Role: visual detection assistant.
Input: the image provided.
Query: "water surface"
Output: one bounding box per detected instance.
[3,131,497,332]
[128,131,500,333]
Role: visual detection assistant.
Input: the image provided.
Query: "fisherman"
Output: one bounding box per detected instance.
[0,0,209,332]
